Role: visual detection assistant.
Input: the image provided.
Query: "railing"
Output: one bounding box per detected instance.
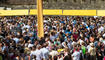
[0,9,105,16]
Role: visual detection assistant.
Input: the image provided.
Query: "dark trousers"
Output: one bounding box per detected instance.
[85,53,90,60]
[97,56,103,60]
[90,55,96,60]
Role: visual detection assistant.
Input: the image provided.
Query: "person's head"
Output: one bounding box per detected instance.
[98,41,101,46]
[29,33,33,37]
[82,42,85,46]
[57,38,60,41]
[42,43,47,48]
[34,41,38,45]
[54,56,57,60]
[36,45,41,50]
[32,46,36,50]
[64,47,69,53]
[28,40,31,44]
[73,43,77,48]
[67,38,70,42]
[49,55,52,60]
[72,38,75,42]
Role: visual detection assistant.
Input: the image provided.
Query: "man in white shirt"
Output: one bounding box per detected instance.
[30,45,43,60]
[40,43,49,60]
[98,25,104,33]
[49,48,58,59]
[77,39,84,45]
[87,43,92,52]
[13,36,19,44]
[28,40,34,48]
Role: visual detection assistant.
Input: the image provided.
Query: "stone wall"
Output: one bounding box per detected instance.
[46,0,105,9]
[7,0,36,5]
[0,0,105,9]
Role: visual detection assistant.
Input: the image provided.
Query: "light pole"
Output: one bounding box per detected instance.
[37,0,44,38]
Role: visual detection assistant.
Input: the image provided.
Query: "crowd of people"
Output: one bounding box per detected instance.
[0,16,105,60]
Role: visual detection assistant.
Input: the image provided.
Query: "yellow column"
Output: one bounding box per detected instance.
[37,0,44,38]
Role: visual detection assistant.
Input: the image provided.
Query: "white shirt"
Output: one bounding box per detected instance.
[28,44,34,48]
[62,42,67,47]
[58,57,63,60]
[72,41,76,46]
[88,47,96,56]
[50,36,55,41]
[78,39,84,45]
[22,25,30,29]
[13,38,19,44]
[40,47,49,60]
[49,50,58,58]
[98,26,104,33]
[30,49,43,60]
[44,20,48,23]
[87,45,91,52]
[72,51,80,60]
[47,41,51,46]
[67,41,72,49]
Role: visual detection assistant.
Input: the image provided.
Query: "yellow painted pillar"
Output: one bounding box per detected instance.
[37,0,44,38]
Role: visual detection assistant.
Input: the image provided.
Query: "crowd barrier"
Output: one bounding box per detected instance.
[0,10,28,16]
[97,10,105,16]
[0,9,105,16]
[63,10,96,16]
[30,9,62,15]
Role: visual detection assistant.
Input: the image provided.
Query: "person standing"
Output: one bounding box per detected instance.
[88,43,96,60]
[96,42,104,60]
[72,47,80,60]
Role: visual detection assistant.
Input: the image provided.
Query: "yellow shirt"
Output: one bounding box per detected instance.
[57,49,64,53]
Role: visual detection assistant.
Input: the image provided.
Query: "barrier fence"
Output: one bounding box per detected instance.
[0,10,28,16]
[97,10,105,16]
[30,9,62,15]
[63,10,96,16]
[0,9,105,16]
